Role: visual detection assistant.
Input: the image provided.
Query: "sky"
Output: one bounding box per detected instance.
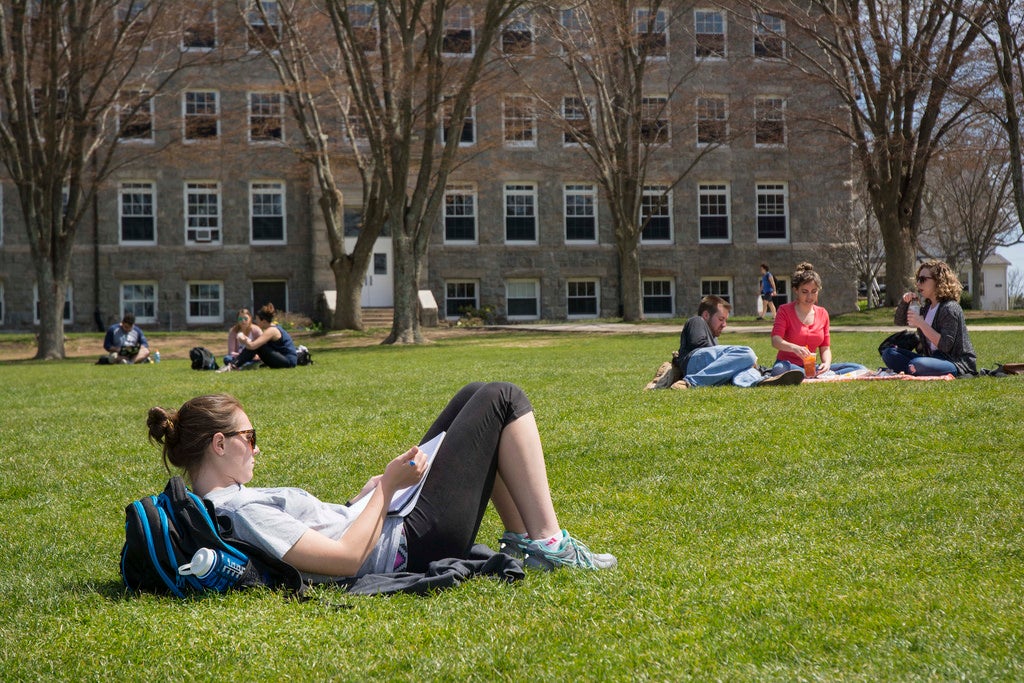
[996,243,1024,273]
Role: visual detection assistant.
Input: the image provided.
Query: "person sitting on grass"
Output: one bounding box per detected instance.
[217,303,297,371]
[146,383,616,580]
[645,295,803,390]
[102,312,150,365]
[223,308,261,367]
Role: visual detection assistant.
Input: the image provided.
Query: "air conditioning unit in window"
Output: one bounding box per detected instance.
[193,228,213,242]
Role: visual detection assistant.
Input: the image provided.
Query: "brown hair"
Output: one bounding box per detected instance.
[256,303,277,323]
[791,262,821,289]
[918,259,962,302]
[147,394,243,479]
[697,295,731,317]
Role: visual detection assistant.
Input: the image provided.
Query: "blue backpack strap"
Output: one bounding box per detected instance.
[134,497,185,598]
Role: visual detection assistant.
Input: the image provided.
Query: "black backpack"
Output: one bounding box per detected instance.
[190,346,218,370]
[296,345,312,366]
[120,476,304,597]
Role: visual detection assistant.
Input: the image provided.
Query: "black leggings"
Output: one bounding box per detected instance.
[402,382,533,572]
[233,345,296,368]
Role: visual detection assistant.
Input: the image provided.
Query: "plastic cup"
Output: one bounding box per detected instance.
[803,355,816,378]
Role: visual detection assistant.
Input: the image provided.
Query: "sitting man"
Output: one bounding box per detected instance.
[103,312,151,364]
[646,295,803,390]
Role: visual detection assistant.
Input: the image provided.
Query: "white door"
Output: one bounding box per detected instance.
[350,238,393,308]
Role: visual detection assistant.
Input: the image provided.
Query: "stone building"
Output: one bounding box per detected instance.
[0,1,855,332]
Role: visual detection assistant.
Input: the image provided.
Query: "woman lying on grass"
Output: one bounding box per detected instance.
[146,382,615,582]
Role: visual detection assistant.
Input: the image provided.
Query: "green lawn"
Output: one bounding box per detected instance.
[1,329,1022,681]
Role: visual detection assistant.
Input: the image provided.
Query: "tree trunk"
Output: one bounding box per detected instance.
[971,260,983,308]
[385,231,422,344]
[618,239,643,321]
[34,266,67,360]
[330,260,366,330]
[880,220,916,306]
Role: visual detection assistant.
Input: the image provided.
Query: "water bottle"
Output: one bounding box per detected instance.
[153,350,160,363]
[178,547,246,592]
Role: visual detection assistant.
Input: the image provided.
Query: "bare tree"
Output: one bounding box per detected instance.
[505,0,720,321]
[320,0,522,343]
[819,181,886,308]
[1008,267,1024,309]
[986,0,1024,232]
[243,1,382,331]
[780,0,990,304]
[919,122,1019,302]
[0,1,209,359]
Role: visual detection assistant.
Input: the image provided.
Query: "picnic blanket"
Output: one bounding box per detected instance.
[803,369,954,383]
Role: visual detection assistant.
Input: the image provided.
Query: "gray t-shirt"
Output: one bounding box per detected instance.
[205,484,405,581]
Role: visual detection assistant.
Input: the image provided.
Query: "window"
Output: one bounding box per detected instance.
[559,7,591,52]
[564,184,597,243]
[185,182,221,243]
[756,182,788,240]
[121,282,157,323]
[442,96,475,145]
[504,183,537,243]
[253,281,287,313]
[118,90,152,141]
[695,9,725,58]
[117,1,150,43]
[344,101,368,142]
[33,87,67,119]
[120,182,156,243]
[444,184,477,242]
[249,92,283,142]
[373,253,387,275]
[183,6,216,49]
[445,280,478,319]
[187,282,223,323]
[34,283,73,325]
[562,96,593,146]
[506,280,539,320]
[248,1,280,51]
[350,4,378,52]
[503,95,536,147]
[696,96,727,145]
[502,9,533,55]
[567,279,599,318]
[755,96,786,146]
[754,13,785,59]
[643,279,674,317]
[443,6,473,55]
[183,90,218,141]
[698,183,730,241]
[640,186,672,242]
[635,8,667,58]
[251,181,285,243]
[701,278,731,302]
[641,96,669,144]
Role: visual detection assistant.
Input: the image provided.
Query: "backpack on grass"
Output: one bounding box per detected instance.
[189,346,218,370]
[120,476,304,597]
[296,345,313,366]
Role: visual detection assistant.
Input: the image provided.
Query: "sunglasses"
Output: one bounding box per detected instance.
[916,275,933,283]
[222,428,257,450]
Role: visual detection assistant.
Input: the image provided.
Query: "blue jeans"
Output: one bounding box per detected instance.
[683,346,763,388]
[881,347,958,376]
[772,360,868,378]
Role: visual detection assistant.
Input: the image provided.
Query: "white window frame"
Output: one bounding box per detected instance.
[634,7,668,59]
[442,96,476,146]
[562,96,593,146]
[442,5,474,56]
[559,7,592,54]
[250,181,286,244]
[640,185,673,244]
[444,279,479,319]
[506,279,540,321]
[754,13,786,59]
[185,181,222,244]
[700,277,732,303]
[694,9,726,59]
[641,95,670,145]
[696,95,727,146]
[249,91,284,143]
[119,181,157,245]
[754,96,786,147]
[247,0,281,51]
[756,182,790,242]
[502,9,534,55]
[182,6,217,51]
[183,90,219,142]
[564,183,598,244]
[642,278,675,318]
[503,94,536,147]
[566,278,600,319]
[117,90,153,142]
[350,3,379,52]
[504,183,538,244]
[120,281,158,324]
[698,182,731,243]
[186,281,224,324]
[444,184,478,244]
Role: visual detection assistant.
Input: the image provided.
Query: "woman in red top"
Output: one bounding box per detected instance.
[770,263,867,378]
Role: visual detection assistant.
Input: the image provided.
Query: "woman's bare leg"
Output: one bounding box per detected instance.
[492,412,560,540]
